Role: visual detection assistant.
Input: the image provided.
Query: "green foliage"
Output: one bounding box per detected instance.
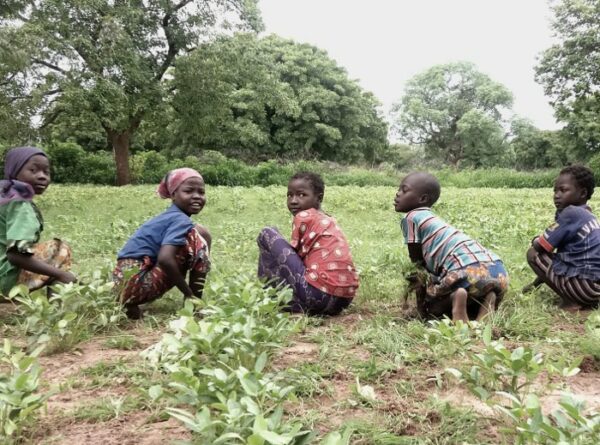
[172,34,388,164]
[496,393,600,444]
[9,274,125,353]
[391,61,513,167]
[446,327,578,404]
[0,340,52,442]
[535,0,600,155]
[2,0,262,184]
[143,274,313,443]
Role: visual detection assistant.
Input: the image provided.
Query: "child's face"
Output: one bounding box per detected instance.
[287,178,321,215]
[394,174,428,213]
[171,177,206,215]
[553,173,587,211]
[15,155,50,195]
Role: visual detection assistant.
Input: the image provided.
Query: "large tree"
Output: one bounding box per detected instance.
[171,34,389,163]
[0,0,261,185]
[391,61,513,167]
[535,0,600,156]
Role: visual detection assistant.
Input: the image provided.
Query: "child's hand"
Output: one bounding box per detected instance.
[57,271,77,284]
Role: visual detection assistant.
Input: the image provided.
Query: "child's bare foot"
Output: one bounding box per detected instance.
[476,291,497,322]
[451,288,469,322]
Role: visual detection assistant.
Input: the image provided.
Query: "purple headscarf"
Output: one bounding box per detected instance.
[0,146,47,205]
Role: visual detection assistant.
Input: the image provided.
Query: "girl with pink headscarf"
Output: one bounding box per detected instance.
[112,168,211,319]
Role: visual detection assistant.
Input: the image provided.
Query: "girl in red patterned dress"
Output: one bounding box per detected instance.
[257,172,359,315]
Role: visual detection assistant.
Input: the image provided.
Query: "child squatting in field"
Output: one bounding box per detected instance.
[524,165,600,310]
[0,146,76,296]
[256,172,359,316]
[113,168,211,319]
[395,172,509,322]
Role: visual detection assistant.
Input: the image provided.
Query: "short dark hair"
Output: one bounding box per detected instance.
[560,164,595,200]
[407,171,441,206]
[290,171,325,198]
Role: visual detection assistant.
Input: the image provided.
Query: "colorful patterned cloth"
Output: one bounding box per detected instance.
[257,227,352,315]
[290,208,359,298]
[16,239,72,291]
[426,260,509,298]
[113,225,210,305]
[156,168,203,199]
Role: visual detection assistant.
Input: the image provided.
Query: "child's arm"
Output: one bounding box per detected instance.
[6,250,76,283]
[407,243,426,268]
[157,245,193,298]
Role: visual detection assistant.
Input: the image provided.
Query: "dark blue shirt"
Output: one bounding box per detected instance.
[117,204,193,261]
[541,205,600,280]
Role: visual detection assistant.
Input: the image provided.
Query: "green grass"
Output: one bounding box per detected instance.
[3,183,599,444]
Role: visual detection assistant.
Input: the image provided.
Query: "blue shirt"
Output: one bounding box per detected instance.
[401,207,499,276]
[540,205,600,280]
[117,204,194,261]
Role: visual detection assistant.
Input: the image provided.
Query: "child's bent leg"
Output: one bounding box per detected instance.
[181,225,211,299]
[17,239,72,291]
[451,287,468,322]
[256,227,309,313]
[475,291,497,322]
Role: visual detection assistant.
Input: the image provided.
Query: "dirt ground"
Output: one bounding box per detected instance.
[9,309,600,444]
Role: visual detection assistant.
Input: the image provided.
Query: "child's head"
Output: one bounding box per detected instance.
[287,171,324,215]
[4,146,50,195]
[157,168,206,216]
[394,172,440,213]
[553,164,595,211]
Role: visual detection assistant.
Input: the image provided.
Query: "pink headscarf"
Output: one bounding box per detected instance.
[156,168,203,199]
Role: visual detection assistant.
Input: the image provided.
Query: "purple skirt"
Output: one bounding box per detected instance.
[257,227,352,316]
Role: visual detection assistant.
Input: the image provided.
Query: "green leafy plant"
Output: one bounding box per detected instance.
[143,274,310,443]
[0,340,52,442]
[9,273,125,353]
[446,326,578,403]
[495,393,600,444]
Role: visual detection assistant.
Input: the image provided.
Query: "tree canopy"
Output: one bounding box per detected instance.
[171,34,389,163]
[0,0,262,184]
[391,61,513,167]
[535,0,600,156]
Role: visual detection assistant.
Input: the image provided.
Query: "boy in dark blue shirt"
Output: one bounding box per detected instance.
[525,165,600,310]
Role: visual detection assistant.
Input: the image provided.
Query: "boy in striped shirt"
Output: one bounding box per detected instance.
[395,172,508,322]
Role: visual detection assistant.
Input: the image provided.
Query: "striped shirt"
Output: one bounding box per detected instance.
[401,207,499,276]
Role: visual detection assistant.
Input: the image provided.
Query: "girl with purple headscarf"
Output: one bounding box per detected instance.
[112,168,211,319]
[0,146,76,296]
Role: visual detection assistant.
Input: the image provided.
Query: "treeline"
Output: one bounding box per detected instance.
[0,141,569,189]
[1,0,598,184]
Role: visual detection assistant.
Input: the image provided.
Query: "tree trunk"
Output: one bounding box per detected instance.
[108,129,132,186]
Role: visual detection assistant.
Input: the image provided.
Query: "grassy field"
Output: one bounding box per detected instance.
[2,184,600,444]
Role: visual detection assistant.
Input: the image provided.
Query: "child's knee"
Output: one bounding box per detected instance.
[257,227,279,246]
[526,246,539,266]
[195,224,212,247]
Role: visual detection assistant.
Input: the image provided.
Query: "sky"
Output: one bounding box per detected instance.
[258,0,559,130]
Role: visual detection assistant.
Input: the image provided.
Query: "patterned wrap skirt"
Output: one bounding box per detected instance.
[530,249,600,307]
[113,225,210,306]
[17,239,72,291]
[257,227,352,316]
[421,260,509,319]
